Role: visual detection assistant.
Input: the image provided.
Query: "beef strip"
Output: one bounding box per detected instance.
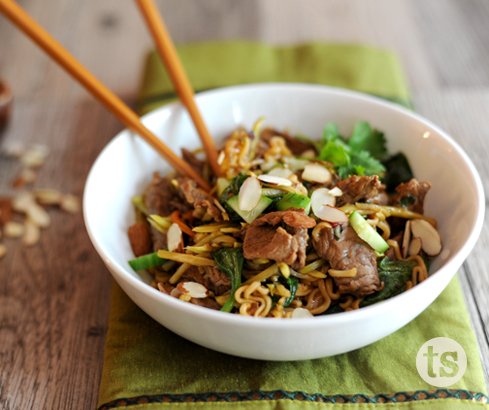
[156,280,221,310]
[127,223,152,257]
[144,172,191,251]
[182,148,205,175]
[180,265,231,296]
[243,209,316,269]
[393,178,431,214]
[204,266,232,296]
[385,230,403,261]
[176,177,222,222]
[145,172,190,216]
[366,188,389,206]
[260,128,316,156]
[180,265,206,286]
[312,222,381,297]
[333,175,382,207]
[189,297,222,310]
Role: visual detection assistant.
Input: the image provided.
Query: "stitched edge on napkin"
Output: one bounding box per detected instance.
[98,389,488,409]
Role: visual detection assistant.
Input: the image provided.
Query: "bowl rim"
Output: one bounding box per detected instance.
[83,82,485,330]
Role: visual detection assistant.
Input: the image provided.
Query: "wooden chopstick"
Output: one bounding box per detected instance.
[134,0,222,177]
[0,0,211,191]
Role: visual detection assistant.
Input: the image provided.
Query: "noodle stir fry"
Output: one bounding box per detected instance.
[127,121,442,318]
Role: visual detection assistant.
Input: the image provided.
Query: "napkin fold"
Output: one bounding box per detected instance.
[138,42,411,115]
[97,41,488,410]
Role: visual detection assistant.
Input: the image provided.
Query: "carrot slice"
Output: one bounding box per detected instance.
[171,210,195,238]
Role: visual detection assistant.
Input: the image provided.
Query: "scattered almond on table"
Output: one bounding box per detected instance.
[0,143,81,255]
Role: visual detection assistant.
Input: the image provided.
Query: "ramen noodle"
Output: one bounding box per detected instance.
[127,121,442,318]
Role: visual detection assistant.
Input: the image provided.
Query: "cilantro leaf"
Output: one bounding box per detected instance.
[364,129,388,160]
[319,140,351,167]
[323,122,341,143]
[316,122,342,153]
[348,121,372,152]
[350,150,386,176]
[347,121,388,160]
[317,121,388,179]
[353,165,366,176]
[337,165,354,179]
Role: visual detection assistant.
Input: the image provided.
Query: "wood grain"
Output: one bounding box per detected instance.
[0,1,488,408]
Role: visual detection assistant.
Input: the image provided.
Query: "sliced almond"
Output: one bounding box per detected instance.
[300,149,316,158]
[0,244,6,259]
[267,167,294,179]
[23,219,41,247]
[311,188,336,217]
[177,282,209,298]
[4,221,25,238]
[12,191,36,213]
[291,308,314,318]
[257,174,292,187]
[167,223,183,252]
[314,205,348,223]
[27,204,50,228]
[402,220,411,259]
[170,287,183,298]
[410,219,442,256]
[20,144,50,168]
[60,194,80,213]
[301,164,332,184]
[157,282,167,293]
[328,187,343,197]
[239,176,262,211]
[34,189,63,206]
[408,237,422,256]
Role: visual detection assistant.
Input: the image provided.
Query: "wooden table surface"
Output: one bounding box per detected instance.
[1,1,488,408]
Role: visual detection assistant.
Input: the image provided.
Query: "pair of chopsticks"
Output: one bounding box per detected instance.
[0,0,221,191]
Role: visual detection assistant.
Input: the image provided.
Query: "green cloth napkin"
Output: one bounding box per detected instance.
[138,42,411,115]
[97,42,488,410]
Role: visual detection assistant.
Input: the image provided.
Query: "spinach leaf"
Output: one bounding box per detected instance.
[399,195,416,207]
[360,257,416,307]
[381,152,414,192]
[278,275,299,307]
[211,247,244,313]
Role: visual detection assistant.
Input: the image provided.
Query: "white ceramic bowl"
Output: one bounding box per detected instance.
[84,83,484,360]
